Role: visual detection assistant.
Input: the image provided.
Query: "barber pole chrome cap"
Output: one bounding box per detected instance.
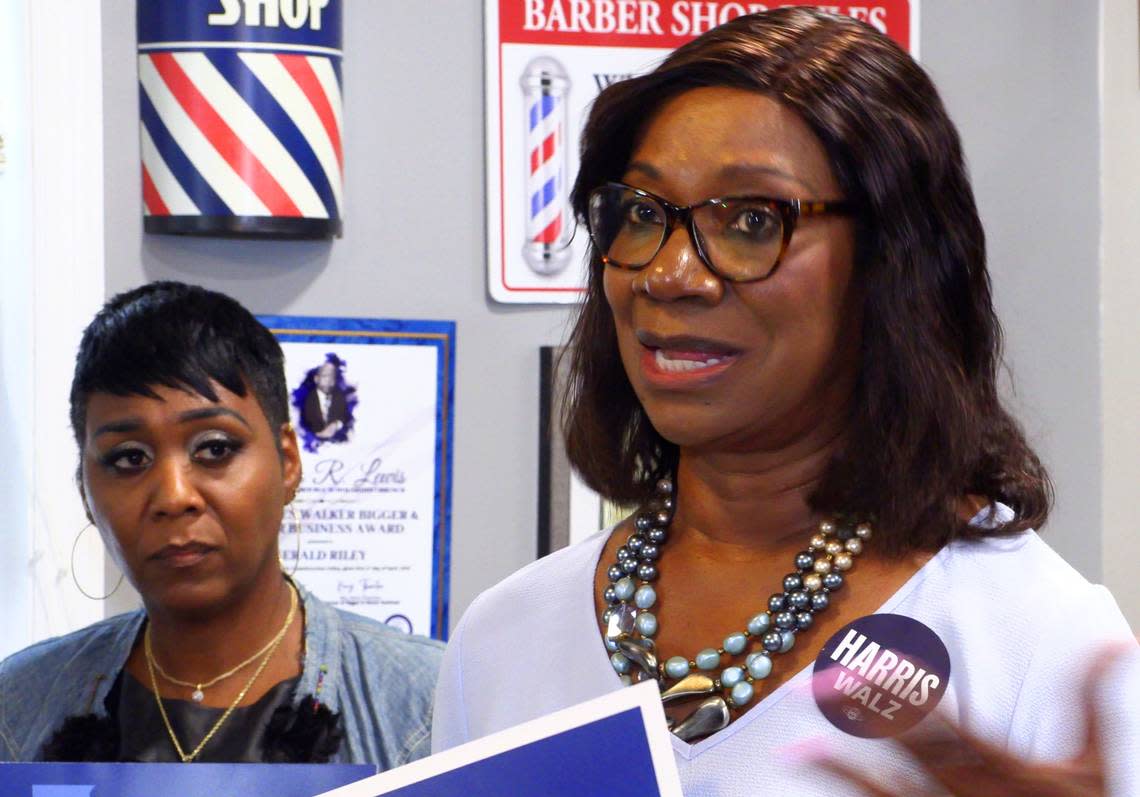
[137,0,343,239]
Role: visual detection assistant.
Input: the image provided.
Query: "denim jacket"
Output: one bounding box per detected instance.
[0,583,443,766]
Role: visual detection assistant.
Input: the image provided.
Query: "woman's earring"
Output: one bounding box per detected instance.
[70,522,124,601]
[281,503,303,576]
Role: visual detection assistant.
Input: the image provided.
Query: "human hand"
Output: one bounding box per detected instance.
[823,714,1102,796]
[821,644,1135,796]
[317,420,343,438]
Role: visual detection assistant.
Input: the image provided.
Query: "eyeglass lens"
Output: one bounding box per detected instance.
[587,185,786,281]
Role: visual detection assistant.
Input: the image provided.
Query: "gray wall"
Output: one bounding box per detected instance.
[101,1,1103,632]
[922,2,1101,578]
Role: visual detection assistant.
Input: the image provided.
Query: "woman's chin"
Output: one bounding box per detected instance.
[642,409,737,450]
[141,578,231,619]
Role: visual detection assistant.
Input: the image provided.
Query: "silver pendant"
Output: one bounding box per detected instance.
[669,696,730,742]
[606,604,638,641]
[660,673,716,704]
[191,688,205,703]
[615,637,658,681]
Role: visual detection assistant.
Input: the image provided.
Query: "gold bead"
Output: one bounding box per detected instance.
[804,573,823,591]
[812,558,832,574]
[855,523,872,539]
[818,520,836,535]
[834,552,853,571]
[825,540,843,556]
[845,538,863,555]
[809,533,827,549]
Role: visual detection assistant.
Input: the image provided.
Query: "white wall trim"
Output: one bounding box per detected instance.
[22,0,109,651]
[0,0,34,659]
[1099,0,1140,629]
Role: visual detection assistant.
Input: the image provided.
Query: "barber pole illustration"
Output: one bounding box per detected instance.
[520,57,573,274]
[487,1,916,303]
[137,0,343,239]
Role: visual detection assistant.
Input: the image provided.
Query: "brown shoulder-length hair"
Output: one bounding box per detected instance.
[562,7,1052,554]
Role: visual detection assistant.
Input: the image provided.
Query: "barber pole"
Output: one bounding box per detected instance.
[487,1,915,302]
[136,0,344,238]
[520,57,573,274]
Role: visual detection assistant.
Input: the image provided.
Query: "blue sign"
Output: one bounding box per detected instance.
[373,709,661,797]
[0,763,375,797]
[320,682,682,797]
[137,0,343,50]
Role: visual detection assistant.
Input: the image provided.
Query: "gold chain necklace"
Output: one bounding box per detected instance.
[144,583,298,763]
[149,607,291,703]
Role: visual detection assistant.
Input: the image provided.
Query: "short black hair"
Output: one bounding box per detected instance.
[69,281,289,450]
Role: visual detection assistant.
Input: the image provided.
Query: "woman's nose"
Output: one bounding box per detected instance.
[635,225,724,304]
[149,457,204,518]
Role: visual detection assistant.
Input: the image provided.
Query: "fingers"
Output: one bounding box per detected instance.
[894,714,1104,796]
[895,721,1024,796]
[898,714,1009,773]
[1079,640,1137,760]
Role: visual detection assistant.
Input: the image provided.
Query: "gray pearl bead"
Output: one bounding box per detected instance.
[616,546,633,561]
[608,565,624,582]
[823,572,844,590]
[810,592,830,611]
[774,611,796,630]
[627,535,645,551]
[635,514,653,532]
[661,496,675,511]
[783,573,803,592]
[788,591,810,610]
[654,511,670,526]
[795,551,815,570]
[603,586,617,603]
[637,563,658,581]
[640,544,660,561]
[761,632,783,652]
[836,524,854,541]
[656,478,673,494]
[647,528,668,544]
[620,558,639,574]
[796,612,813,630]
[768,594,787,612]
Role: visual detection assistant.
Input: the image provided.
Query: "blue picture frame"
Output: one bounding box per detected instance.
[260,315,455,640]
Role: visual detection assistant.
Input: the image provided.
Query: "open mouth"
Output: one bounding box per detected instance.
[635,330,742,385]
[652,348,734,373]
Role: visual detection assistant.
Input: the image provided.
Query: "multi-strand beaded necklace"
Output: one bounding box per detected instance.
[600,476,872,741]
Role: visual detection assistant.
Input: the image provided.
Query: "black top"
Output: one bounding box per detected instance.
[38,666,343,763]
[116,671,301,763]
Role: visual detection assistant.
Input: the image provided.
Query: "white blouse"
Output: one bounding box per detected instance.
[432,521,1139,796]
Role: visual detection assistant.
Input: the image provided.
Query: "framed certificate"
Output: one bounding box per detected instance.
[261,315,455,639]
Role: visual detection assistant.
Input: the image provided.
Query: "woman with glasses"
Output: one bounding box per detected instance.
[0,282,441,765]
[433,8,1138,795]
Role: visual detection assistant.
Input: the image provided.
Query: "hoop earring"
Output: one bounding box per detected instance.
[70,522,124,601]
[281,503,303,576]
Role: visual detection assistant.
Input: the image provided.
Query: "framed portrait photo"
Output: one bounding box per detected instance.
[261,315,456,640]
